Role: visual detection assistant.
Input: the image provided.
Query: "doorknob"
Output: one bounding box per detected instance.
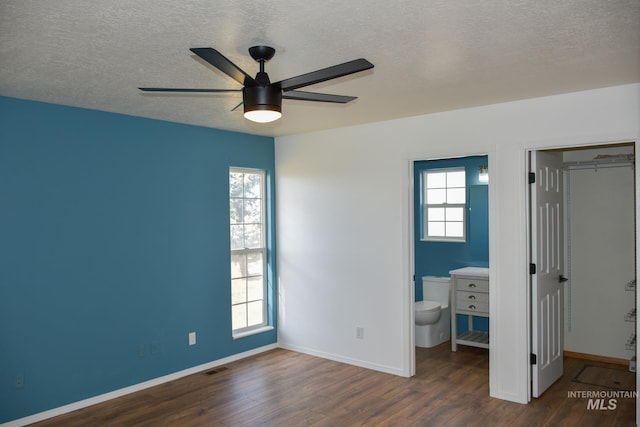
[559,275,569,283]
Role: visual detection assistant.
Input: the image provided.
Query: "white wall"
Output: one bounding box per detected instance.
[275,83,639,404]
[563,147,635,360]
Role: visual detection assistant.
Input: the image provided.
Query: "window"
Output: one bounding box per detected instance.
[229,169,268,334]
[422,168,466,241]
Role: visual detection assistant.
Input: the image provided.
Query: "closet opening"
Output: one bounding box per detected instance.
[562,142,636,365]
[529,141,636,400]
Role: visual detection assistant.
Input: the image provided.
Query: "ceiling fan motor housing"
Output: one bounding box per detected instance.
[243,85,282,114]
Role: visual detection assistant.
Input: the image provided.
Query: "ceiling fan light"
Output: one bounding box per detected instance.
[244,108,282,123]
[243,86,282,123]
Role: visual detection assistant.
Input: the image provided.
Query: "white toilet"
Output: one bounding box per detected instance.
[415,276,451,348]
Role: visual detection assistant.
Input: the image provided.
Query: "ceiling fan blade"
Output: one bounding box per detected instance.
[139,88,241,93]
[190,48,256,87]
[276,58,373,91]
[283,90,357,103]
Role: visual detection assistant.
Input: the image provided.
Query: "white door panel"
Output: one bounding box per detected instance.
[531,151,564,398]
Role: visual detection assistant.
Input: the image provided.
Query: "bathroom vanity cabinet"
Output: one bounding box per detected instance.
[450,267,489,351]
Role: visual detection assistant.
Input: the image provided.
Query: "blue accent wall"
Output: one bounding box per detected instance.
[0,97,277,423]
[414,156,489,333]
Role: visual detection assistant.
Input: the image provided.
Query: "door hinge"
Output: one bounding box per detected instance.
[530,263,536,275]
[530,353,537,365]
[528,172,536,184]
[413,274,415,282]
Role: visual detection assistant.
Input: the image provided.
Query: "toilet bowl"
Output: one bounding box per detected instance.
[414,300,441,325]
[415,276,451,348]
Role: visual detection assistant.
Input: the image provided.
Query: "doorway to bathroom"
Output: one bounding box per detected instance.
[411,155,490,375]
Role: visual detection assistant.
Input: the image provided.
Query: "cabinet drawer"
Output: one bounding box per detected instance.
[456,278,489,292]
[456,291,489,306]
[456,291,489,313]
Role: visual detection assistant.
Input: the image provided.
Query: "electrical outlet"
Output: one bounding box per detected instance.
[356,327,364,339]
[189,332,196,346]
[15,374,24,388]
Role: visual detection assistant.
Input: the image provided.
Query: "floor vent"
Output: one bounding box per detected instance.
[205,366,228,375]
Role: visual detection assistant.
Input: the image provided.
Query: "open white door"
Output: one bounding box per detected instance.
[530,150,565,398]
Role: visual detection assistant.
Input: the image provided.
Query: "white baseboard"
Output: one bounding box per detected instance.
[2,344,278,427]
[278,341,405,377]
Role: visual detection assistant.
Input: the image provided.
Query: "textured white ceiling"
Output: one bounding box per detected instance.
[1,0,638,137]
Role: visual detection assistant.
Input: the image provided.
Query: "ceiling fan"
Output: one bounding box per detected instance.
[139,46,374,123]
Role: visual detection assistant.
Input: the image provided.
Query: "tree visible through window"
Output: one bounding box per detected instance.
[422,168,466,241]
[229,169,267,332]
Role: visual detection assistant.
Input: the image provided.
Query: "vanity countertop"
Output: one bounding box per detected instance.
[448,267,489,277]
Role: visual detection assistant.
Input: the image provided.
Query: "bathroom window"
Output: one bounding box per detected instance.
[230,168,268,335]
[422,168,466,242]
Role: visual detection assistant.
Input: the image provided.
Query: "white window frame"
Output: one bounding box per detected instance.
[422,167,466,242]
[229,168,269,337]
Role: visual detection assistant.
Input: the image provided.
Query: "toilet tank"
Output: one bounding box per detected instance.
[422,276,450,306]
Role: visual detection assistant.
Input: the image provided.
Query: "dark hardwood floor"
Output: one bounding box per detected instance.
[31,343,636,426]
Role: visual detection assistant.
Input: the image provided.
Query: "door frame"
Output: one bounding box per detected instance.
[525,140,639,406]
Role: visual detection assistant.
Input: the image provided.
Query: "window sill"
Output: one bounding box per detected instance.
[233,325,274,340]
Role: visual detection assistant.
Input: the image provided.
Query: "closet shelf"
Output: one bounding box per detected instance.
[625,279,636,371]
[625,308,636,322]
[626,334,636,351]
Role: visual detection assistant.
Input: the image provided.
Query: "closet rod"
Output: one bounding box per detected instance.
[563,158,634,170]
